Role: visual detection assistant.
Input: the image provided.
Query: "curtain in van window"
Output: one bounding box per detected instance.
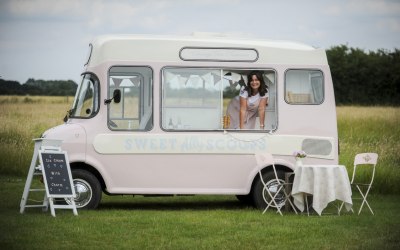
[310,72,324,103]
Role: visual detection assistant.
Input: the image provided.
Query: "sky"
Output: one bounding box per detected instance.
[0,0,399,84]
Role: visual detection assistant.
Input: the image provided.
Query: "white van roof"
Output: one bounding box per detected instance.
[87,34,328,67]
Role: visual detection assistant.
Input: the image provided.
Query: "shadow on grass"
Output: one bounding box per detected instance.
[97,196,255,211]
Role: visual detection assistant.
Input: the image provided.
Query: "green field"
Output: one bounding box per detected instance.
[0,96,72,176]
[0,96,399,193]
[0,96,400,249]
[1,177,399,249]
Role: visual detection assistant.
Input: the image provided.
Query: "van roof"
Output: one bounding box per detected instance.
[87,34,328,67]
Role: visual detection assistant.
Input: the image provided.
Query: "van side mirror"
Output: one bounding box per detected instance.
[113,89,121,103]
[104,89,121,104]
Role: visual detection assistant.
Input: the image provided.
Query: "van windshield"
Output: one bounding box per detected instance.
[70,73,99,118]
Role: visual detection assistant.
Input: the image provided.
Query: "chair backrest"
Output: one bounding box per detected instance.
[351,153,378,184]
[354,153,378,165]
[255,153,274,167]
[255,153,278,185]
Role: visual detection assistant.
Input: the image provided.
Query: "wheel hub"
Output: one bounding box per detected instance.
[66,178,93,208]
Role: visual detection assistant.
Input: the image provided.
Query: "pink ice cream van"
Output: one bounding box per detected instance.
[42,34,338,209]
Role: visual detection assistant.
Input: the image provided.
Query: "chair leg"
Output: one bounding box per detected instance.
[281,185,298,215]
[265,184,299,216]
[358,196,374,215]
[339,201,344,214]
[260,172,296,216]
[339,201,354,214]
[305,194,309,216]
[270,187,284,216]
[337,200,344,215]
[263,186,283,216]
[285,194,298,215]
[262,188,280,215]
[360,200,374,215]
[356,185,374,215]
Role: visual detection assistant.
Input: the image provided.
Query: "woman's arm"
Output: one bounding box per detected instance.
[239,96,247,129]
[258,97,268,129]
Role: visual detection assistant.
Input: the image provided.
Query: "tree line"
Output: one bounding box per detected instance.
[0,45,399,105]
[327,45,399,106]
[0,78,77,96]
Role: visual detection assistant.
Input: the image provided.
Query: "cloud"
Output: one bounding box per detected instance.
[7,0,84,19]
[13,0,175,32]
[347,0,400,15]
[297,25,327,40]
[86,1,139,30]
[1,0,399,83]
[324,5,342,16]
[377,18,400,32]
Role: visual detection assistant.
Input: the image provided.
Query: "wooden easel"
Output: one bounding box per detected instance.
[20,139,78,217]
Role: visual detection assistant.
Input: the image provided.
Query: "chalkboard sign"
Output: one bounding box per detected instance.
[40,151,74,197]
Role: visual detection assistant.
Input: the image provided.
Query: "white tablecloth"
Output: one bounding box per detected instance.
[291,165,352,215]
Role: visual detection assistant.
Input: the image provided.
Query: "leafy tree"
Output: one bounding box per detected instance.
[327,46,399,106]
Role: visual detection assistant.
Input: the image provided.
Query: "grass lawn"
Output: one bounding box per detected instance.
[1,97,399,249]
[1,176,400,249]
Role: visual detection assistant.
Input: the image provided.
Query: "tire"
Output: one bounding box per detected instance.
[66,169,102,209]
[252,169,286,210]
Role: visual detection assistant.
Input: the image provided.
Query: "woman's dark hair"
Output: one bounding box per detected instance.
[245,71,268,97]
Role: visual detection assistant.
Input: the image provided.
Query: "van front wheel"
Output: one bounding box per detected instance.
[67,169,102,209]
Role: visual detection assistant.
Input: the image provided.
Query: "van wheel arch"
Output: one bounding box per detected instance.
[70,162,107,193]
[68,162,105,209]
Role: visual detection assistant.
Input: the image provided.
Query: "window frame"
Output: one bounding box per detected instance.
[69,72,100,119]
[107,65,154,131]
[179,47,259,62]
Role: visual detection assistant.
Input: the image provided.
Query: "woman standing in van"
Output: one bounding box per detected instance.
[226,71,268,129]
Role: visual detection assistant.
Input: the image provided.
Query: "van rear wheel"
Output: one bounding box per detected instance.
[252,170,286,210]
[66,169,102,209]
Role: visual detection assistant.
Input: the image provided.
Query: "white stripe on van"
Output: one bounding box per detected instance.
[93,133,334,159]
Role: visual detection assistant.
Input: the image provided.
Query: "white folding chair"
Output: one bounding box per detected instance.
[256,153,298,215]
[340,153,378,215]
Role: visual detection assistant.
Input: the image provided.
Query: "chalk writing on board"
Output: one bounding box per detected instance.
[41,153,73,196]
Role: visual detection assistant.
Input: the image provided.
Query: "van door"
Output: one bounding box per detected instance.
[108,66,153,131]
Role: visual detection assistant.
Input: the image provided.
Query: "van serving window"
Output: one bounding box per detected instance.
[162,68,222,130]
[162,68,277,131]
[180,47,258,62]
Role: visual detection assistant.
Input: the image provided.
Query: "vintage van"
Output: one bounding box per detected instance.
[42,34,338,209]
